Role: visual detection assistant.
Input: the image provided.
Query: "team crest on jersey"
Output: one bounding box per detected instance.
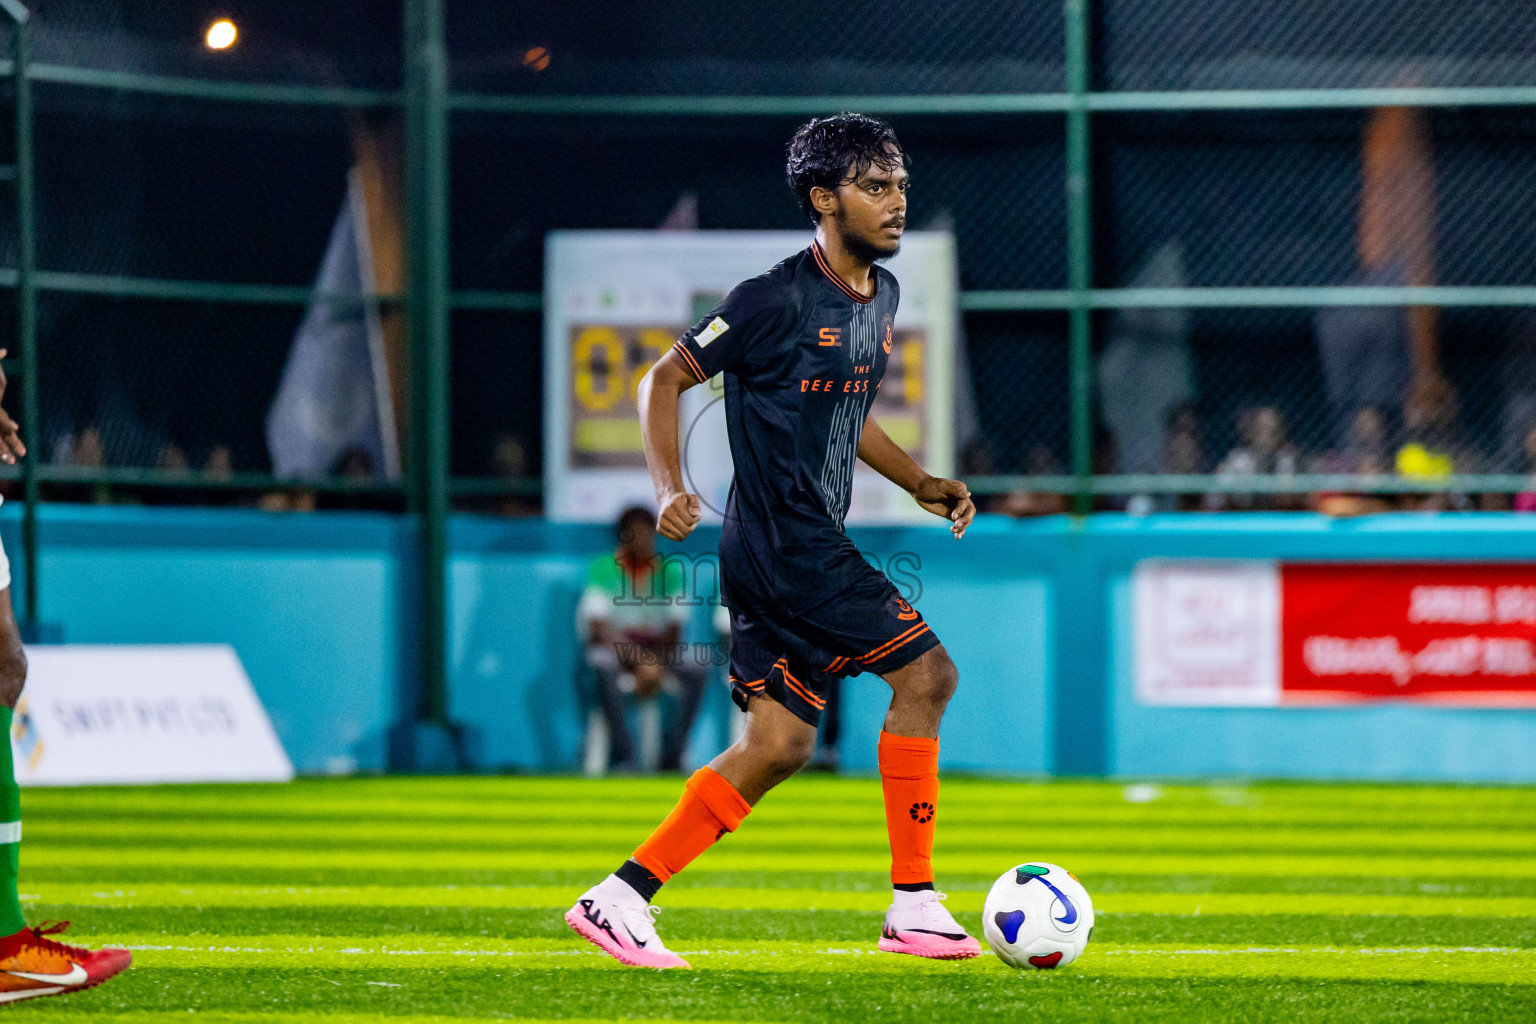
[696,316,730,348]
[882,314,894,354]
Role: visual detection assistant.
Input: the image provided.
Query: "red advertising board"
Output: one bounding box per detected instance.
[1282,563,1536,705]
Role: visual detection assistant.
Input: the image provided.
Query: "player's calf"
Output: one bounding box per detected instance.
[875,648,977,959]
[0,629,24,710]
[710,693,816,804]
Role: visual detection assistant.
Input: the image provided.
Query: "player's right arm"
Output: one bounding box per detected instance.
[639,275,793,540]
[637,351,703,541]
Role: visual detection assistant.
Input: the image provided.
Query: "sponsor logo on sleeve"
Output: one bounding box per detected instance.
[695,317,730,348]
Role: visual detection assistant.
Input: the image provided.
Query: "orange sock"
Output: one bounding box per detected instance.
[879,731,940,886]
[632,767,752,883]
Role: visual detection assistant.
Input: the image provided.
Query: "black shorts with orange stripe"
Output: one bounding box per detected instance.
[724,567,941,727]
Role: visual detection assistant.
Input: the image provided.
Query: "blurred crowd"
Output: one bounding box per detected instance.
[17,104,1531,518]
[968,103,1536,518]
[970,389,1536,519]
[21,426,540,516]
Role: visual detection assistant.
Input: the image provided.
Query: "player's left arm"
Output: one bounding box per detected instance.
[857,413,974,538]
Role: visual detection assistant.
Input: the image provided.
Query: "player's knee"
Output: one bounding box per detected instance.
[0,641,26,709]
[757,729,815,779]
[915,650,959,708]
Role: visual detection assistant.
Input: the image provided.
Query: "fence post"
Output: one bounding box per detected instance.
[1064,0,1093,515]
[1053,0,1109,776]
[403,0,452,744]
[10,5,37,625]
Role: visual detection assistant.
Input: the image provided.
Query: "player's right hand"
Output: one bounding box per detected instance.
[657,492,702,541]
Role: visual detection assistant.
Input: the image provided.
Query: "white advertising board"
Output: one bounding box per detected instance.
[544,230,957,523]
[10,645,294,786]
[1133,561,1282,707]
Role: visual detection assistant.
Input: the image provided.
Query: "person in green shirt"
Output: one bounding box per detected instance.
[578,507,707,771]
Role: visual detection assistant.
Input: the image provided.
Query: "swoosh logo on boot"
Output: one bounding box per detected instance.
[6,964,87,985]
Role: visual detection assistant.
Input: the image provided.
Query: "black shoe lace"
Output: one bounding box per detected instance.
[27,921,89,960]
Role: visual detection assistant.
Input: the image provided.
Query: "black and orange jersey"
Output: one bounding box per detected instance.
[672,241,899,615]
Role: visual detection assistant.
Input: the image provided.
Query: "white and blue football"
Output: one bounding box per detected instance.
[981,861,1095,968]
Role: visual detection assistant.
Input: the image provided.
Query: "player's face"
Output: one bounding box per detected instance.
[621,517,657,559]
[830,155,908,262]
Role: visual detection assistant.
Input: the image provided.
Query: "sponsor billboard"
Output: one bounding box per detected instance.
[10,645,294,785]
[1135,561,1536,707]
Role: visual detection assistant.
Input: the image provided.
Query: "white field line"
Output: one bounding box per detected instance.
[119,943,1529,958]
[1096,946,1524,955]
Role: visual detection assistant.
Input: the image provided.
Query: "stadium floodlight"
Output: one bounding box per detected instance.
[205,18,237,50]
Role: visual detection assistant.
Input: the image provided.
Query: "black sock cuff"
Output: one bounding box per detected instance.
[893,880,935,892]
[615,859,664,903]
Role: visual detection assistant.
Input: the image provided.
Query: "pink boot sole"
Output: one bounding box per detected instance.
[878,935,982,960]
[564,908,690,969]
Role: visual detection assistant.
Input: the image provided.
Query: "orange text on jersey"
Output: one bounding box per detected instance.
[801,378,873,393]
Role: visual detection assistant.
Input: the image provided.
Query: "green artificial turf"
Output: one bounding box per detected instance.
[9,776,1536,1022]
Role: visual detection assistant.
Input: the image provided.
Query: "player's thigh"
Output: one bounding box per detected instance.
[788,565,937,676]
[880,644,959,705]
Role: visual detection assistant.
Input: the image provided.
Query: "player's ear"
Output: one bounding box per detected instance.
[810,185,838,220]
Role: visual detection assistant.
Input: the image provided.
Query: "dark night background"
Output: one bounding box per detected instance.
[5,1,1536,482]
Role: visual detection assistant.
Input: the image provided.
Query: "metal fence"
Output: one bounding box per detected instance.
[6,0,1536,727]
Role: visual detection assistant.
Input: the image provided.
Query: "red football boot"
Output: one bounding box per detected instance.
[0,921,131,1003]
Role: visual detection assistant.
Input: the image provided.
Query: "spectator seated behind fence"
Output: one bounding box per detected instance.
[1309,405,1395,517]
[1216,406,1299,478]
[1207,405,1301,511]
[1163,402,1205,477]
[577,506,706,773]
[1514,423,1536,512]
[1396,388,1477,511]
[1501,312,1536,473]
[1143,401,1205,513]
[992,443,1069,517]
[1314,405,1395,477]
[490,434,539,517]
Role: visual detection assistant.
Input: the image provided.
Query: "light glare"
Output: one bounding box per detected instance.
[206,19,238,50]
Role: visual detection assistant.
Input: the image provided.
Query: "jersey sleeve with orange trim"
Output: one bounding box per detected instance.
[672,276,794,383]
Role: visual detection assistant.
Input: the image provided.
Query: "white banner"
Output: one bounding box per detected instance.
[544,230,957,523]
[1133,561,1282,707]
[10,645,294,786]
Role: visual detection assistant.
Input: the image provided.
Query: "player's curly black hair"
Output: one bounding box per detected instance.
[785,113,906,225]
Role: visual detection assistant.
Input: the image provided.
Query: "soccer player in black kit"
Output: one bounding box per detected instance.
[567,114,979,968]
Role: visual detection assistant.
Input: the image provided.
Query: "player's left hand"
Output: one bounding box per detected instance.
[914,476,975,539]
[0,350,25,465]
